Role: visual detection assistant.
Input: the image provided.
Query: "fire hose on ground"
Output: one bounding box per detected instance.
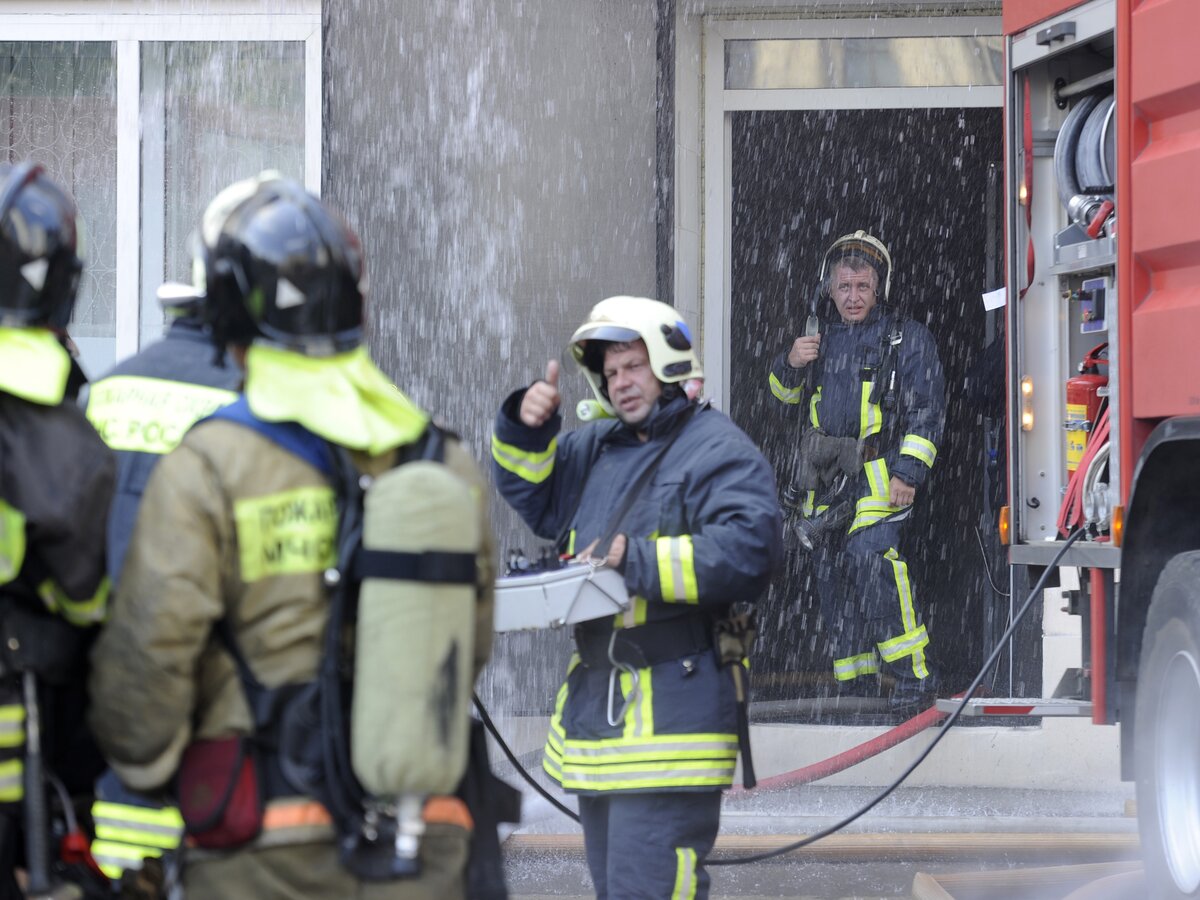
[475,528,1086,867]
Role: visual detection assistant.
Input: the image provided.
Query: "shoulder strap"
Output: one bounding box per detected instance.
[207,396,335,478]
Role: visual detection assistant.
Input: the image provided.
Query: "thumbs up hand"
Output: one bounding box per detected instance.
[519,359,562,428]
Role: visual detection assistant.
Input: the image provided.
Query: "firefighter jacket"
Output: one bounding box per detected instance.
[84,319,240,584]
[88,352,496,851]
[0,326,115,802]
[492,391,782,793]
[768,306,945,534]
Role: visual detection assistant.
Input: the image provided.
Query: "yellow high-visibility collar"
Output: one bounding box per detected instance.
[0,327,71,406]
[244,343,428,455]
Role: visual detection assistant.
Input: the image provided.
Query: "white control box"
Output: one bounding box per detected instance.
[494,564,631,632]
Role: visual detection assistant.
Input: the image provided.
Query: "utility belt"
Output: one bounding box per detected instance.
[573,613,716,670]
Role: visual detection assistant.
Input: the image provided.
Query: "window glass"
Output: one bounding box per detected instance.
[141,41,305,346]
[725,36,1003,91]
[1,42,117,377]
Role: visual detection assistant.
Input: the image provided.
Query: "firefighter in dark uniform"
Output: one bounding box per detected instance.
[493,296,782,900]
[0,162,114,895]
[768,231,945,713]
[82,261,240,886]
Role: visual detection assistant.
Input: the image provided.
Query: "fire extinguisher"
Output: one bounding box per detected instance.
[1065,342,1108,474]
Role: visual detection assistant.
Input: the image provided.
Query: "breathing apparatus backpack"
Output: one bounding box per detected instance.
[205,399,480,880]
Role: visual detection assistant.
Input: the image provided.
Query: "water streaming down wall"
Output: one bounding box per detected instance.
[324,1,660,714]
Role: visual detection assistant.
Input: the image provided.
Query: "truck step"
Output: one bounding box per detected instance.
[935,697,1093,717]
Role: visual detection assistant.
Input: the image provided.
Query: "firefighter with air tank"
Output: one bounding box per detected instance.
[88,175,497,899]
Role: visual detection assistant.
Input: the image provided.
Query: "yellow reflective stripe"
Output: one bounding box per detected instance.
[491,434,557,484]
[883,548,929,678]
[0,500,25,586]
[233,486,337,583]
[674,848,699,900]
[617,595,649,629]
[0,758,23,802]
[801,489,815,517]
[0,326,70,406]
[864,458,889,499]
[86,376,236,455]
[559,734,739,759]
[657,536,698,603]
[542,664,574,784]
[809,386,822,428]
[833,651,880,681]
[769,373,802,404]
[93,801,184,834]
[0,705,26,749]
[89,840,155,879]
[38,577,109,626]
[620,667,653,740]
[849,459,900,535]
[556,760,737,792]
[566,529,576,556]
[878,624,930,663]
[900,433,938,468]
[859,380,883,440]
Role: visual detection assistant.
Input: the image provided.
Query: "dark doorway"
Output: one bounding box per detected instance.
[727,107,1017,719]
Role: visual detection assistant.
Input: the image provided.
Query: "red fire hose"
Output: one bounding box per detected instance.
[727,695,963,796]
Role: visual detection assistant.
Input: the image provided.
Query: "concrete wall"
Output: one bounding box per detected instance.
[324,1,660,709]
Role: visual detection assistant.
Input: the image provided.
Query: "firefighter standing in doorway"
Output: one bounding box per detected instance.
[0,162,114,896]
[88,175,496,899]
[81,223,242,888]
[769,231,945,714]
[492,296,782,899]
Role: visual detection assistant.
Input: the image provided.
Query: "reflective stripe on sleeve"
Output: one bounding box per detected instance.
[809,386,823,428]
[833,651,880,682]
[900,433,938,468]
[491,434,557,484]
[0,758,23,802]
[0,500,26,586]
[86,376,236,455]
[0,705,25,750]
[657,536,698,603]
[768,373,802,405]
[38,577,109,626]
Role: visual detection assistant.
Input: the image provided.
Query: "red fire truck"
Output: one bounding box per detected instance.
[999,0,1200,895]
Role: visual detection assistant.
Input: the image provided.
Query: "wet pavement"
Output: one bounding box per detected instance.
[502,783,1140,898]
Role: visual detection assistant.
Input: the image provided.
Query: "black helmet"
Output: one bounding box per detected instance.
[201,176,364,356]
[0,161,83,328]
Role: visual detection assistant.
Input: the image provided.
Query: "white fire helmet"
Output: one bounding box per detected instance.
[820,230,893,300]
[569,295,702,416]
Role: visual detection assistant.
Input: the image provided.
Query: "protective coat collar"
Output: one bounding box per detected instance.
[244,343,428,455]
[0,326,71,405]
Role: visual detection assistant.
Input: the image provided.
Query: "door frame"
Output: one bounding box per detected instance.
[677,10,1002,407]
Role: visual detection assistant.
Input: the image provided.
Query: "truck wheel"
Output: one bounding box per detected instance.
[1136,551,1200,898]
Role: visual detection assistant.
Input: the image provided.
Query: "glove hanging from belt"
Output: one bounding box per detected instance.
[794,428,862,494]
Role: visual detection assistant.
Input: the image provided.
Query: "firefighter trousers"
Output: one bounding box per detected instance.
[577,790,721,900]
[811,519,934,693]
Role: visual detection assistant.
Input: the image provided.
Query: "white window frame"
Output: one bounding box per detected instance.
[688,14,1002,407]
[0,1,322,361]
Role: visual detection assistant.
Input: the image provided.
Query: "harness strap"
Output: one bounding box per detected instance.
[355,549,475,585]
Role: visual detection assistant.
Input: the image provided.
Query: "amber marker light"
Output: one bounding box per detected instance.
[1019,183,1029,206]
[1111,505,1124,547]
[999,506,1011,546]
[1020,376,1034,431]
